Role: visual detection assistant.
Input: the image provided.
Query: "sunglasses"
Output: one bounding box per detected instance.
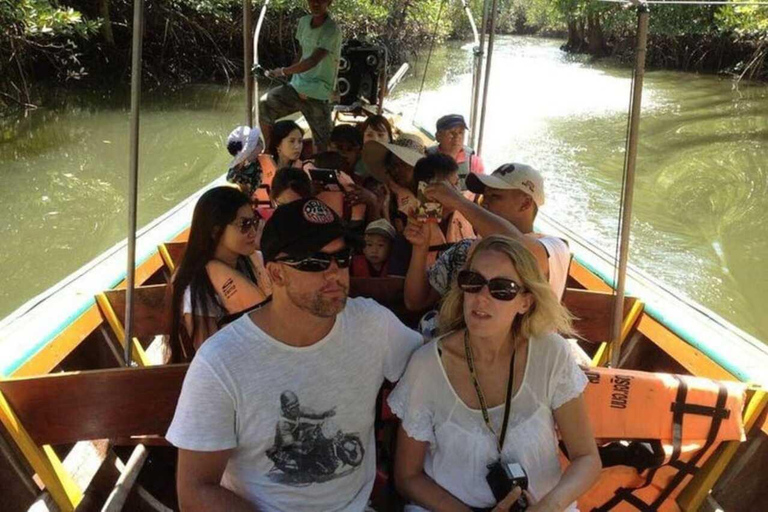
[231,217,260,234]
[457,270,523,301]
[275,247,353,272]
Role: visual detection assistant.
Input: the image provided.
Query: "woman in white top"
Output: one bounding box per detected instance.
[389,235,600,511]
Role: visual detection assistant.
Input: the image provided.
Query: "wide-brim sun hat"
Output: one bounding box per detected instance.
[361,132,427,183]
[229,126,265,168]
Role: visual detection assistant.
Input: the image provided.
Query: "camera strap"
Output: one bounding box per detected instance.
[463,329,516,456]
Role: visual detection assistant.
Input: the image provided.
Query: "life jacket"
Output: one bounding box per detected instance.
[351,254,388,278]
[424,211,476,267]
[570,366,746,512]
[252,154,278,205]
[316,171,366,224]
[205,251,272,316]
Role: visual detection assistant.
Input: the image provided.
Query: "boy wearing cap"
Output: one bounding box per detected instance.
[168,198,422,512]
[426,114,484,189]
[260,0,342,153]
[352,219,396,278]
[403,163,570,312]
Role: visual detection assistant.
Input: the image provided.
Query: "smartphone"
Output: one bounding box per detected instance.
[310,168,342,191]
[417,181,443,222]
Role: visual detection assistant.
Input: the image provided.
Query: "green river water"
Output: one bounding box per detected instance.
[1,36,766,344]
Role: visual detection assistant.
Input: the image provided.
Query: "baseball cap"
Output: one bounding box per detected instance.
[436,114,469,132]
[260,198,348,262]
[365,219,396,240]
[465,163,545,207]
[361,133,427,183]
[229,126,264,168]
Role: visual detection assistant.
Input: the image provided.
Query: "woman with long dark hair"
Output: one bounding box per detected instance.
[170,186,271,361]
[267,120,305,169]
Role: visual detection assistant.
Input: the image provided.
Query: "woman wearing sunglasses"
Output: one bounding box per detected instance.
[389,235,601,511]
[170,186,272,360]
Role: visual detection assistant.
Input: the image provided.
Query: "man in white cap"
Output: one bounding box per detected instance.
[403,162,570,312]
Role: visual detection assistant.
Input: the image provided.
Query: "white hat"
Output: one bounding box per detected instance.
[361,133,427,183]
[466,163,545,207]
[229,126,264,168]
[365,218,396,240]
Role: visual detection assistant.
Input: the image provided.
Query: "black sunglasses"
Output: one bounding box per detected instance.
[457,270,523,301]
[231,217,260,234]
[275,247,353,272]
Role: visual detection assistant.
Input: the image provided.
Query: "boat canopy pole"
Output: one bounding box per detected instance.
[459,0,481,134]
[610,3,649,367]
[243,0,254,127]
[124,0,145,366]
[476,0,498,157]
[253,0,271,125]
[470,0,490,148]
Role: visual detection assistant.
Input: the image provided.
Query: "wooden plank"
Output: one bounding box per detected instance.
[159,242,187,275]
[0,365,188,446]
[0,391,82,511]
[637,315,737,382]
[101,285,171,339]
[568,259,612,293]
[562,288,637,344]
[11,307,104,378]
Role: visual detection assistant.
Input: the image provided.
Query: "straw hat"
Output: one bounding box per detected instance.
[361,133,426,183]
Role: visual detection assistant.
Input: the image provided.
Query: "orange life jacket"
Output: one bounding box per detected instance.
[573,366,746,512]
[205,251,272,315]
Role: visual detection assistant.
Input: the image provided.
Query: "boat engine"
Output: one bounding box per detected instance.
[336,41,386,107]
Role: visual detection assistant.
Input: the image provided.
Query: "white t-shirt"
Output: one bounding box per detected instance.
[388,332,587,511]
[537,235,570,300]
[166,297,423,512]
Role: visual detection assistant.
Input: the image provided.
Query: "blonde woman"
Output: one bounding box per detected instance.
[389,236,600,512]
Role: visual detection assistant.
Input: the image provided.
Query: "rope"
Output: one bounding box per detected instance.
[414,0,448,121]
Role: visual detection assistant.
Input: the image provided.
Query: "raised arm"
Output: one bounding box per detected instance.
[535,395,601,511]
[424,182,550,278]
[177,449,257,512]
[403,217,440,311]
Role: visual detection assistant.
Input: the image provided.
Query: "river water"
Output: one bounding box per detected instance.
[1,36,766,343]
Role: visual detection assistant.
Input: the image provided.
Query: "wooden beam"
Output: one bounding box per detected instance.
[637,315,737,382]
[568,260,612,292]
[0,365,187,446]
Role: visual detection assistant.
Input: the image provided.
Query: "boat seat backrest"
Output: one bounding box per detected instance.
[99,284,172,339]
[563,288,639,344]
[0,364,188,446]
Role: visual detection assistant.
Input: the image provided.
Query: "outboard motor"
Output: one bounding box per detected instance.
[336,40,386,107]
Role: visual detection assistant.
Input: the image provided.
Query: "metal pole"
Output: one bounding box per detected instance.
[254,0,271,125]
[124,0,145,366]
[476,0,498,157]
[243,0,254,127]
[610,4,649,368]
[470,0,490,148]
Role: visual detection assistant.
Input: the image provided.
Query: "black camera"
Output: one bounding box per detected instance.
[486,461,529,511]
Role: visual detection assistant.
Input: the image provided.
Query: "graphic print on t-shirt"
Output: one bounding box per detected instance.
[266,390,365,486]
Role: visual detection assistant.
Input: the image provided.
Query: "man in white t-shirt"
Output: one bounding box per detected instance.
[167,198,422,512]
[404,163,570,315]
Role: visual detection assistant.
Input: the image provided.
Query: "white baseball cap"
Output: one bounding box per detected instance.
[466,163,545,207]
[365,219,396,240]
[228,126,264,168]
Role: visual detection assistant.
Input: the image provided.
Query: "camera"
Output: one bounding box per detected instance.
[486,461,529,511]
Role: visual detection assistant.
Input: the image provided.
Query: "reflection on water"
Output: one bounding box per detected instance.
[0,36,766,344]
[389,37,768,343]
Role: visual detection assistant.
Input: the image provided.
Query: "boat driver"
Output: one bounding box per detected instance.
[167,197,422,511]
[259,0,342,153]
[426,114,485,190]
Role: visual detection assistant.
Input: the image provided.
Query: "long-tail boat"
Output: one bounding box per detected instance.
[1,1,766,511]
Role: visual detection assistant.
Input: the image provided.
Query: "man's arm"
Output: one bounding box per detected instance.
[177,449,257,512]
[274,48,329,77]
[403,218,440,312]
[425,182,550,278]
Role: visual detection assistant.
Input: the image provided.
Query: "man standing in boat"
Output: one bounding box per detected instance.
[167,198,422,511]
[426,114,485,190]
[259,0,342,153]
